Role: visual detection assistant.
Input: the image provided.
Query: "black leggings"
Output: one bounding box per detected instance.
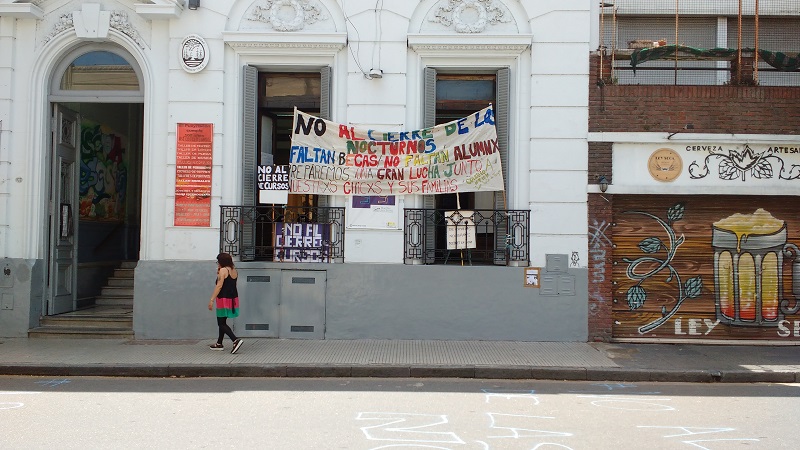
[216,317,238,344]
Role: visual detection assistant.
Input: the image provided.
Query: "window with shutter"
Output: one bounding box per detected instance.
[240,68,332,261]
[422,68,510,265]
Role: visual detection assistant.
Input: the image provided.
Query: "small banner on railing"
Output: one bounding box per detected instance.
[257,164,289,205]
[274,222,330,263]
[290,106,504,196]
[446,210,476,250]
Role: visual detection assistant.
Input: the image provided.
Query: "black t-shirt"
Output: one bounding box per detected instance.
[218,273,238,298]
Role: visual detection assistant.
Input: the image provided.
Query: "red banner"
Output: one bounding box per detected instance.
[175,123,213,226]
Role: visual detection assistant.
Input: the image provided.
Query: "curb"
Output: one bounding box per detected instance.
[1,364,798,382]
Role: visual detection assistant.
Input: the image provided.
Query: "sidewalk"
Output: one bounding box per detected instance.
[1,338,799,382]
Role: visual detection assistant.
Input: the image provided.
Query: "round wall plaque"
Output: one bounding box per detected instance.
[648,147,682,182]
[180,34,209,73]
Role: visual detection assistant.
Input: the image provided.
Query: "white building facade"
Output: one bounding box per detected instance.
[0,0,591,340]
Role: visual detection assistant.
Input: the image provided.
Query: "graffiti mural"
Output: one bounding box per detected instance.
[613,196,800,341]
[79,120,128,221]
[622,203,703,334]
[688,144,800,181]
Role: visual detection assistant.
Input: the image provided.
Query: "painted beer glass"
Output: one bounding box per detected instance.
[712,209,799,325]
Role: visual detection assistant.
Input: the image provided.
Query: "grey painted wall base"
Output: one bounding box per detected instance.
[0,258,44,337]
[134,261,588,342]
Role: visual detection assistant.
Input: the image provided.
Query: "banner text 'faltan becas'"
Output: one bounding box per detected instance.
[289,106,504,196]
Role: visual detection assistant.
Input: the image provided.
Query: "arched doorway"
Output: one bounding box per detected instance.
[46,44,143,316]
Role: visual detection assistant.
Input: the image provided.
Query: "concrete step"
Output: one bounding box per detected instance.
[29,261,138,339]
[28,326,134,339]
[94,296,133,307]
[113,268,135,278]
[40,315,132,329]
[101,286,134,297]
[107,278,134,287]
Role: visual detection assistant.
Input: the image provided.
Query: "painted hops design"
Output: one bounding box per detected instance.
[623,203,703,334]
[688,144,800,181]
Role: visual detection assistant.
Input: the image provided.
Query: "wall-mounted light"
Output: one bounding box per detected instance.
[366,68,383,80]
[188,0,200,10]
[598,175,609,193]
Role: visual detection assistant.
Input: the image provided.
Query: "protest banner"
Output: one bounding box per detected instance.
[274,222,331,263]
[257,164,290,204]
[289,105,504,196]
[446,210,476,250]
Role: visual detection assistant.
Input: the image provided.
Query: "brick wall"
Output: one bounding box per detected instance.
[589,54,800,135]
[588,193,613,342]
[588,142,612,185]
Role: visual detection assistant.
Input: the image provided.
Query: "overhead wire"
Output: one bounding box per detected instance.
[341,0,368,76]
[371,0,383,72]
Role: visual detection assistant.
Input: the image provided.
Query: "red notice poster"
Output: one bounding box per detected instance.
[175,123,213,226]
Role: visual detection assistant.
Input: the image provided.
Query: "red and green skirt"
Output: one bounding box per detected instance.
[215,297,239,318]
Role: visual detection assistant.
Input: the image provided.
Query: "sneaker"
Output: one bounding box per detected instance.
[231,338,243,354]
[209,343,224,350]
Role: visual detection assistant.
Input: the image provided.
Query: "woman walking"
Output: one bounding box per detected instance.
[208,252,244,354]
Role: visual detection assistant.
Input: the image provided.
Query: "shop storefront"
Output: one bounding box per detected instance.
[593,142,800,343]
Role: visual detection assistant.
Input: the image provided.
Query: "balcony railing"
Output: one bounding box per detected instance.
[403,208,530,266]
[219,205,345,263]
[220,206,529,266]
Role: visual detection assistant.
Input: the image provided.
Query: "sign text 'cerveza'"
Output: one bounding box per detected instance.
[289,106,504,196]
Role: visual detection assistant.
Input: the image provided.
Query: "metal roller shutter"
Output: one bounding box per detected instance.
[612,194,800,342]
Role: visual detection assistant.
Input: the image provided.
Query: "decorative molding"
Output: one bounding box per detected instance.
[43,13,74,45]
[408,34,531,57]
[110,11,145,49]
[225,41,344,52]
[429,0,511,34]
[60,116,75,146]
[43,9,145,49]
[246,0,327,32]
[223,31,345,52]
[411,43,528,52]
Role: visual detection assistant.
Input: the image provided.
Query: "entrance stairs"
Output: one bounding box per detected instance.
[28,261,136,339]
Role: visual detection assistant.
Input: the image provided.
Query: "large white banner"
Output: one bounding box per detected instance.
[289,106,504,196]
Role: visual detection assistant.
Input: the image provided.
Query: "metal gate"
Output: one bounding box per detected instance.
[612,195,800,342]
